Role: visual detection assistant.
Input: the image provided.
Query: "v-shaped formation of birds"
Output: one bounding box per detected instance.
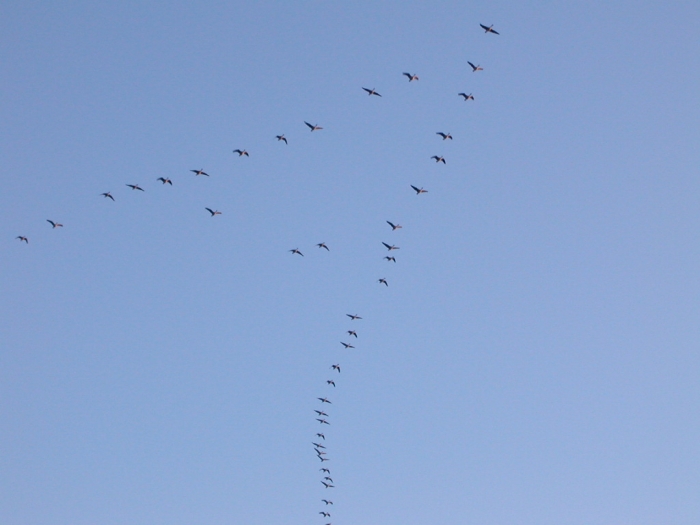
[13,22,500,524]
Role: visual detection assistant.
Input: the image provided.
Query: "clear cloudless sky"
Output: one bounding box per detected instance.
[2,1,700,524]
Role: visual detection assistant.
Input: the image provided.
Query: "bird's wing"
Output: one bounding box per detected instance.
[305,121,313,129]
[468,61,476,69]
[411,185,420,192]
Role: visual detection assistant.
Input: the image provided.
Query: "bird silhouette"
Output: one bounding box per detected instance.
[290,248,304,256]
[313,442,326,449]
[318,397,332,404]
[205,208,221,216]
[314,410,328,417]
[317,242,330,251]
[411,185,428,194]
[320,469,330,474]
[321,481,334,488]
[305,121,323,132]
[431,155,446,164]
[384,256,396,262]
[362,87,382,97]
[436,132,453,140]
[480,23,499,34]
[346,314,362,320]
[233,149,249,157]
[126,184,144,191]
[327,380,336,387]
[317,418,330,425]
[322,499,333,505]
[386,221,402,230]
[340,342,355,349]
[402,72,419,82]
[191,169,209,176]
[157,177,173,185]
[320,512,331,517]
[46,220,63,228]
[378,278,388,287]
[316,433,326,440]
[382,242,400,251]
[16,236,28,243]
[458,92,475,101]
[101,192,115,201]
[347,330,357,338]
[331,364,341,373]
[468,61,483,72]
[276,134,288,144]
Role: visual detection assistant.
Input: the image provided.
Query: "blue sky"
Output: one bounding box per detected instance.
[2,1,700,524]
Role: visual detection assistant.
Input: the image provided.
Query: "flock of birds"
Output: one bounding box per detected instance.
[14,22,501,524]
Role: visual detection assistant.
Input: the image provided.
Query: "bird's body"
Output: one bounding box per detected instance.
[459,93,475,101]
[362,87,382,97]
[290,248,304,256]
[305,121,323,132]
[317,418,330,425]
[16,236,28,243]
[402,72,419,82]
[320,512,331,517]
[341,342,355,349]
[321,499,333,505]
[314,410,328,417]
[431,155,446,164]
[468,61,483,72]
[320,469,330,474]
[46,220,63,228]
[126,184,144,191]
[386,221,402,230]
[347,330,357,338]
[191,169,209,177]
[317,433,326,440]
[436,132,453,140]
[321,481,334,488]
[327,380,336,387]
[382,242,400,251]
[233,149,249,157]
[411,185,428,194]
[346,314,362,320]
[205,208,222,216]
[276,134,288,144]
[157,177,173,185]
[480,23,500,34]
[317,242,330,251]
[313,442,326,449]
[378,278,388,287]
[101,192,115,201]
[318,397,332,404]
[331,364,341,373]
[384,256,396,262]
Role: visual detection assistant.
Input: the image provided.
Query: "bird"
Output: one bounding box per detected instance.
[317,242,330,251]
[205,208,221,216]
[320,469,331,474]
[323,476,333,482]
[318,397,332,404]
[331,364,341,373]
[326,380,336,387]
[305,121,323,132]
[157,177,172,185]
[321,481,334,488]
[347,330,357,338]
[321,499,333,505]
[320,512,331,517]
[289,248,304,256]
[16,236,28,243]
[411,185,428,194]
[402,72,419,82]
[233,149,249,157]
[126,184,144,191]
[341,342,355,349]
[313,442,326,449]
[384,256,396,262]
[318,455,330,462]
[276,134,288,144]
[46,220,63,228]
[317,418,330,425]
[386,220,402,230]
[314,410,328,417]
[468,61,483,72]
[458,92,475,101]
[346,314,362,320]
[101,192,115,201]
[382,242,399,251]
[431,155,446,164]
[436,132,453,140]
[315,449,327,455]
[316,433,326,440]
[480,23,499,34]
[362,87,382,97]
[378,278,388,287]
[191,169,209,176]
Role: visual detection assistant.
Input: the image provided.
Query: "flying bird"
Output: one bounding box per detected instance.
[290,248,304,256]
[191,169,209,176]
[346,314,362,320]
[480,23,500,34]
[320,469,330,474]
[233,149,249,157]
[16,236,28,243]
[321,499,333,505]
[317,418,330,425]
[411,185,428,194]
[341,342,355,349]
[402,72,419,82]
[126,184,144,191]
[314,410,328,417]
[458,92,475,101]
[313,442,326,449]
[384,256,396,262]
[347,330,357,338]
[317,242,330,251]
[326,380,336,387]
[276,134,288,144]
[318,456,330,462]
[320,512,331,517]
[316,433,326,440]
[431,155,446,164]
[321,481,334,488]
[362,87,382,97]
[436,132,453,140]
[386,221,402,230]
[305,121,323,132]
[468,61,483,72]
[157,177,172,185]
[331,364,341,373]
[46,220,63,228]
[315,449,327,455]
[205,208,222,216]
[378,278,388,287]
[318,397,332,404]
[101,192,115,201]
[382,242,399,251]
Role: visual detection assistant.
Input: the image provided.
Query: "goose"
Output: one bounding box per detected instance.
[386,221,402,230]
[316,433,326,440]
[16,236,28,243]
[480,23,499,34]
[317,418,330,425]
[233,149,249,157]
[378,278,388,287]
[305,121,323,132]
[321,499,333,504]
[331,364,341,373]
[382,242,399,251]
[276,134,288,144]
[362,87,382,97]
[436,132,453,140]
[318,397,332,404]
[346,314,362,320]
[341,342,355,349]
[402,72,419,82]
[157,177,172,185]
[289,248,304,256]
[320,512,331,517]
[314,411,328,417]
[347,330,357,338]
[313,442,326,449]
[205,208,222,216]
[411,185,428,194]
[326,380,336,387]
[468,61,483,72]
[190,169,209,176]
[126,184,144,191]
[458,93,475,101]
[320,469,330,474]
[431,155,446,164]
[46,220,63,228]
[101,192,115,201]
[317,242,330,251]
[321,481,334,488]
[384,256,396,262]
